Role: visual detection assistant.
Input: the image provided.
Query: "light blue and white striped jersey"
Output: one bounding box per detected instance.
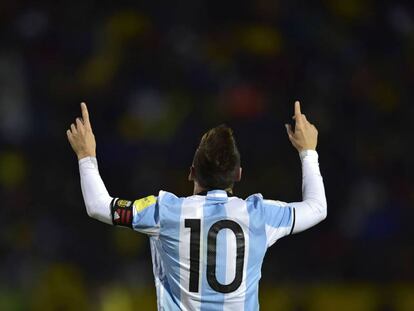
[131,189,293,311]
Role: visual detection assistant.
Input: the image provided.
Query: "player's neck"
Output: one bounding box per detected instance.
[193,182,205,195]
[193,182,233,195]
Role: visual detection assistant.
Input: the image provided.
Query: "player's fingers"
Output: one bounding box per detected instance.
[292,116,304,130]
[66,129,74,144]
[294,101,302,118]
[80,102,91,128]
[285,124,296,142]
[76,117,84,132]
[292,114,306,119]
[302,114,310,124]
[285,123,293,135]
[293,103,304,126]
[70,123,77,134]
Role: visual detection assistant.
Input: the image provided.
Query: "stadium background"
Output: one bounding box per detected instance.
[0,0,413,310]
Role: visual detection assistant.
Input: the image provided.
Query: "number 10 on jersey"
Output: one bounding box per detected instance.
[184,219,245,294]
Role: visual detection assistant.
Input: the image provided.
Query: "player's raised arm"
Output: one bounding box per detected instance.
[284,101,327,233]
[67,102,113,224]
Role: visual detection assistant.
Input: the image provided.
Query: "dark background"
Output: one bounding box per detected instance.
[0,0,413,310]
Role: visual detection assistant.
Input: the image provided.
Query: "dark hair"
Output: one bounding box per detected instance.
[193,124,241,190]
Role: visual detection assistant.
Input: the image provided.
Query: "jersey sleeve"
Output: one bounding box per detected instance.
[262,199,294,247]
[111,195,160,236]
[262,150,327,246]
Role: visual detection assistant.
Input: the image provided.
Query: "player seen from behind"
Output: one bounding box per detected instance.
[66,101,327,311]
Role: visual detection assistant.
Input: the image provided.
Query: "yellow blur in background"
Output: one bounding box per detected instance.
[1,264,414,311]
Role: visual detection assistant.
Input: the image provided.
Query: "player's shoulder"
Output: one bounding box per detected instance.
[157,190,183,204]
[244,193,288,209]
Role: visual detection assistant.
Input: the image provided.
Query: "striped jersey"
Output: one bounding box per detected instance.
[116,189,294,311]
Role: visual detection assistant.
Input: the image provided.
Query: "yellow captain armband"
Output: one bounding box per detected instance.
[133,195,157,213]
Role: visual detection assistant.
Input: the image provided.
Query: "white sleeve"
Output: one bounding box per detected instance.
[288,150,327,234]
[79,157,113,225]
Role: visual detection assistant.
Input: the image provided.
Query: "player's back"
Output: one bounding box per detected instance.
[72,104,325,311]
[150,189,293,311]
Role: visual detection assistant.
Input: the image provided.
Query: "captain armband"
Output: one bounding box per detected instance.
[111,196,157,228]
[111,199,134,228]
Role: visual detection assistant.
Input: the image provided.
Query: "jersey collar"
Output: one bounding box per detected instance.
[197,189,233,200]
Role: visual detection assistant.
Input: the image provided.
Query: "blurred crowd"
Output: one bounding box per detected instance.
[1,0,413,310]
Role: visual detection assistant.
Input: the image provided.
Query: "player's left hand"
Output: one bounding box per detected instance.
[67,102,96,160]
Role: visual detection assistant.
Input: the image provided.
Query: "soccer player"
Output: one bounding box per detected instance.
[67,101,326,310]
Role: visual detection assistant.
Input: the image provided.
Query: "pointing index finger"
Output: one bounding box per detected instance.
[294,100,302,117]
[80,102,91,127]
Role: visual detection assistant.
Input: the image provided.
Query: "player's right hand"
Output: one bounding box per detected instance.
[66,102,97,160]
[285,101,318,152]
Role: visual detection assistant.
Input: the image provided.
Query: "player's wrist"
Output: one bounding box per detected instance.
[77,151,96,160]
[299,149,318,161]
[298,146,316,152]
